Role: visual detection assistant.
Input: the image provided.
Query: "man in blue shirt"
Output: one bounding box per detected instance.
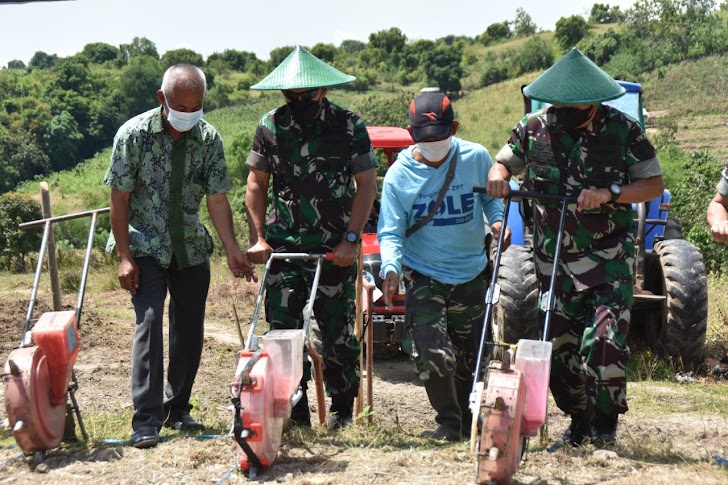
[377,93,509,441]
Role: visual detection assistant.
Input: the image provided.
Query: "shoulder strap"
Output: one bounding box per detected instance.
[405,152,458,238]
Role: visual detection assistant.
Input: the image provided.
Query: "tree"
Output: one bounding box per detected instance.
[6,59,26,70]
[53,55,92,92]
[206,49,258,71]
[368,27,407,54]
[0,193,42,272]
[514,37,554,75]
[513,8,537,37]
[43,111,84,171]
[118,55,164,120]
[422,43,464,95]
[268,45,295,69]
[555,15,591,50]
[481,21,512,44]
[119,37,159,62]
[0,125,50,194]
[339,40,367,54]
[82,42,119,63]
[310,43,336,63]
[590,3,624,24]
[29,51,58,69]
[161,48,205,68]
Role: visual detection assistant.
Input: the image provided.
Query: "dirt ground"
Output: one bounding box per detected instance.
[1,277,728,485]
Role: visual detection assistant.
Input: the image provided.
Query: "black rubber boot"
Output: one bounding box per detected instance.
[422,373,462,442]
[328,392,355,431]
[455,377,473,440]
[290,381,311,428]
[591,414,618,447]
[548,415,591,451]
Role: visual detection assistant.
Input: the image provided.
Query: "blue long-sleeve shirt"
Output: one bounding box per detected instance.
[377,137,504,284]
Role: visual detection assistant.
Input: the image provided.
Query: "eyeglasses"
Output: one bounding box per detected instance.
[282,89,320,101]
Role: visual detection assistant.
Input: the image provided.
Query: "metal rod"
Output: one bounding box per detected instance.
[472,193,512,392]
[244,252,328,350]
[541,198,570,342]
[19,220,51,347]
[18,207,110,229]
[75,211,99,329]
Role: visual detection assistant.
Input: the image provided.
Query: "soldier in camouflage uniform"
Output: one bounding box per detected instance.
[245,46,378,430]
[707,161,728,243]
[105,65,256,449]
[378,93,507,441]
[487,49,664,447]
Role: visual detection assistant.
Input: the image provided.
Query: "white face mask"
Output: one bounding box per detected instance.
[417,136,453,162]
[164,95,203,132]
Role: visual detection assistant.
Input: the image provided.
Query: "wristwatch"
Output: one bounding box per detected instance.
[343,231,361,244]
[608,183,622,203]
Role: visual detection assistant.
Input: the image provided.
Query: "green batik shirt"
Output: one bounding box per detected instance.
[246,99,377,251]
[103,106,230,269]
[495,105,662,290]
[718,161,728,196]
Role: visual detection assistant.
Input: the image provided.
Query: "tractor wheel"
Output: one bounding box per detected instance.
[493,245,540,348]
[642,239,708,369]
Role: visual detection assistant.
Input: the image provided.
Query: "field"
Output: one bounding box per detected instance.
[0,260,727,484]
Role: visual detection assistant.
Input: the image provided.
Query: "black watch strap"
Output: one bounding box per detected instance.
[343,231,361,244]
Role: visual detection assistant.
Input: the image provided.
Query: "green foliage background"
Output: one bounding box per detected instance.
[1,0,727,273]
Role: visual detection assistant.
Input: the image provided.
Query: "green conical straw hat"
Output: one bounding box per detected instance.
[251,45,356,90]
[523,48,625,105]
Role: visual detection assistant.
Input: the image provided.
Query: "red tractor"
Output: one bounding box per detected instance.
[361,127,413,355]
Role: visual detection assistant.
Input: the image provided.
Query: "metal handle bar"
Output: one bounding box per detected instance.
[19,207,110,229]
[244,252,333,350]
[473,187,579,204]
[471,187,576,389]
[18,207,110,347]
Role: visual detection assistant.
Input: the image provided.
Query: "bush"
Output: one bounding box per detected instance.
[480,64,511,87]
[669,150,728,273]
[0,193,42,272]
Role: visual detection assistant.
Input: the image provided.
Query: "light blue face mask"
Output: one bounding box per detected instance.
[164,95,203,132]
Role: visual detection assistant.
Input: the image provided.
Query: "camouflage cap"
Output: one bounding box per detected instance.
[523,48,625,105]
[251,45,356,90]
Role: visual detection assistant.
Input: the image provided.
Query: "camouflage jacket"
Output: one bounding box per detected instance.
[104,107,229,269]
[717,161,728,197]
[246,99,377,251]
[496,105,662,290]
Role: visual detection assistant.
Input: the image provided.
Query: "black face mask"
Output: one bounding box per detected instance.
[555,107,593,132]
[288,98,323,124]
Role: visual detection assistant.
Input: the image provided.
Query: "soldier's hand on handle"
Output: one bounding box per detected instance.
[577,188,610,211]
[227,248,258,283]
[491,220,512,252]
[331,240,358,267]
[247,240,273,265]
[486,165,511,199]
[711,221,728,244]
[118,256,140,295]
[382,271,400,308]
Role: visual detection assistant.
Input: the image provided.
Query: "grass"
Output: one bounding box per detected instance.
[629,380,728,416]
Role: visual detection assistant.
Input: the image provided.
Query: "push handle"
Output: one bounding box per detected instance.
[471,187,578,390]
[244,251,334,350]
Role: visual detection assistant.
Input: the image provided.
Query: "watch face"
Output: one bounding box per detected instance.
[611,184,621,195]
[345,232,358,243]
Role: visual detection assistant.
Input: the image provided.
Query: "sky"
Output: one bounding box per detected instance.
[0,0,639,68]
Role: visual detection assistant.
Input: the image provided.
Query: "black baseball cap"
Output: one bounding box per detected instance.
[408,92,455,142]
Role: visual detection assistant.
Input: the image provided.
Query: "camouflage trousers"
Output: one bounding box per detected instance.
[402,267,487,382]
[544,277,632,418]
[265,258,360,399]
